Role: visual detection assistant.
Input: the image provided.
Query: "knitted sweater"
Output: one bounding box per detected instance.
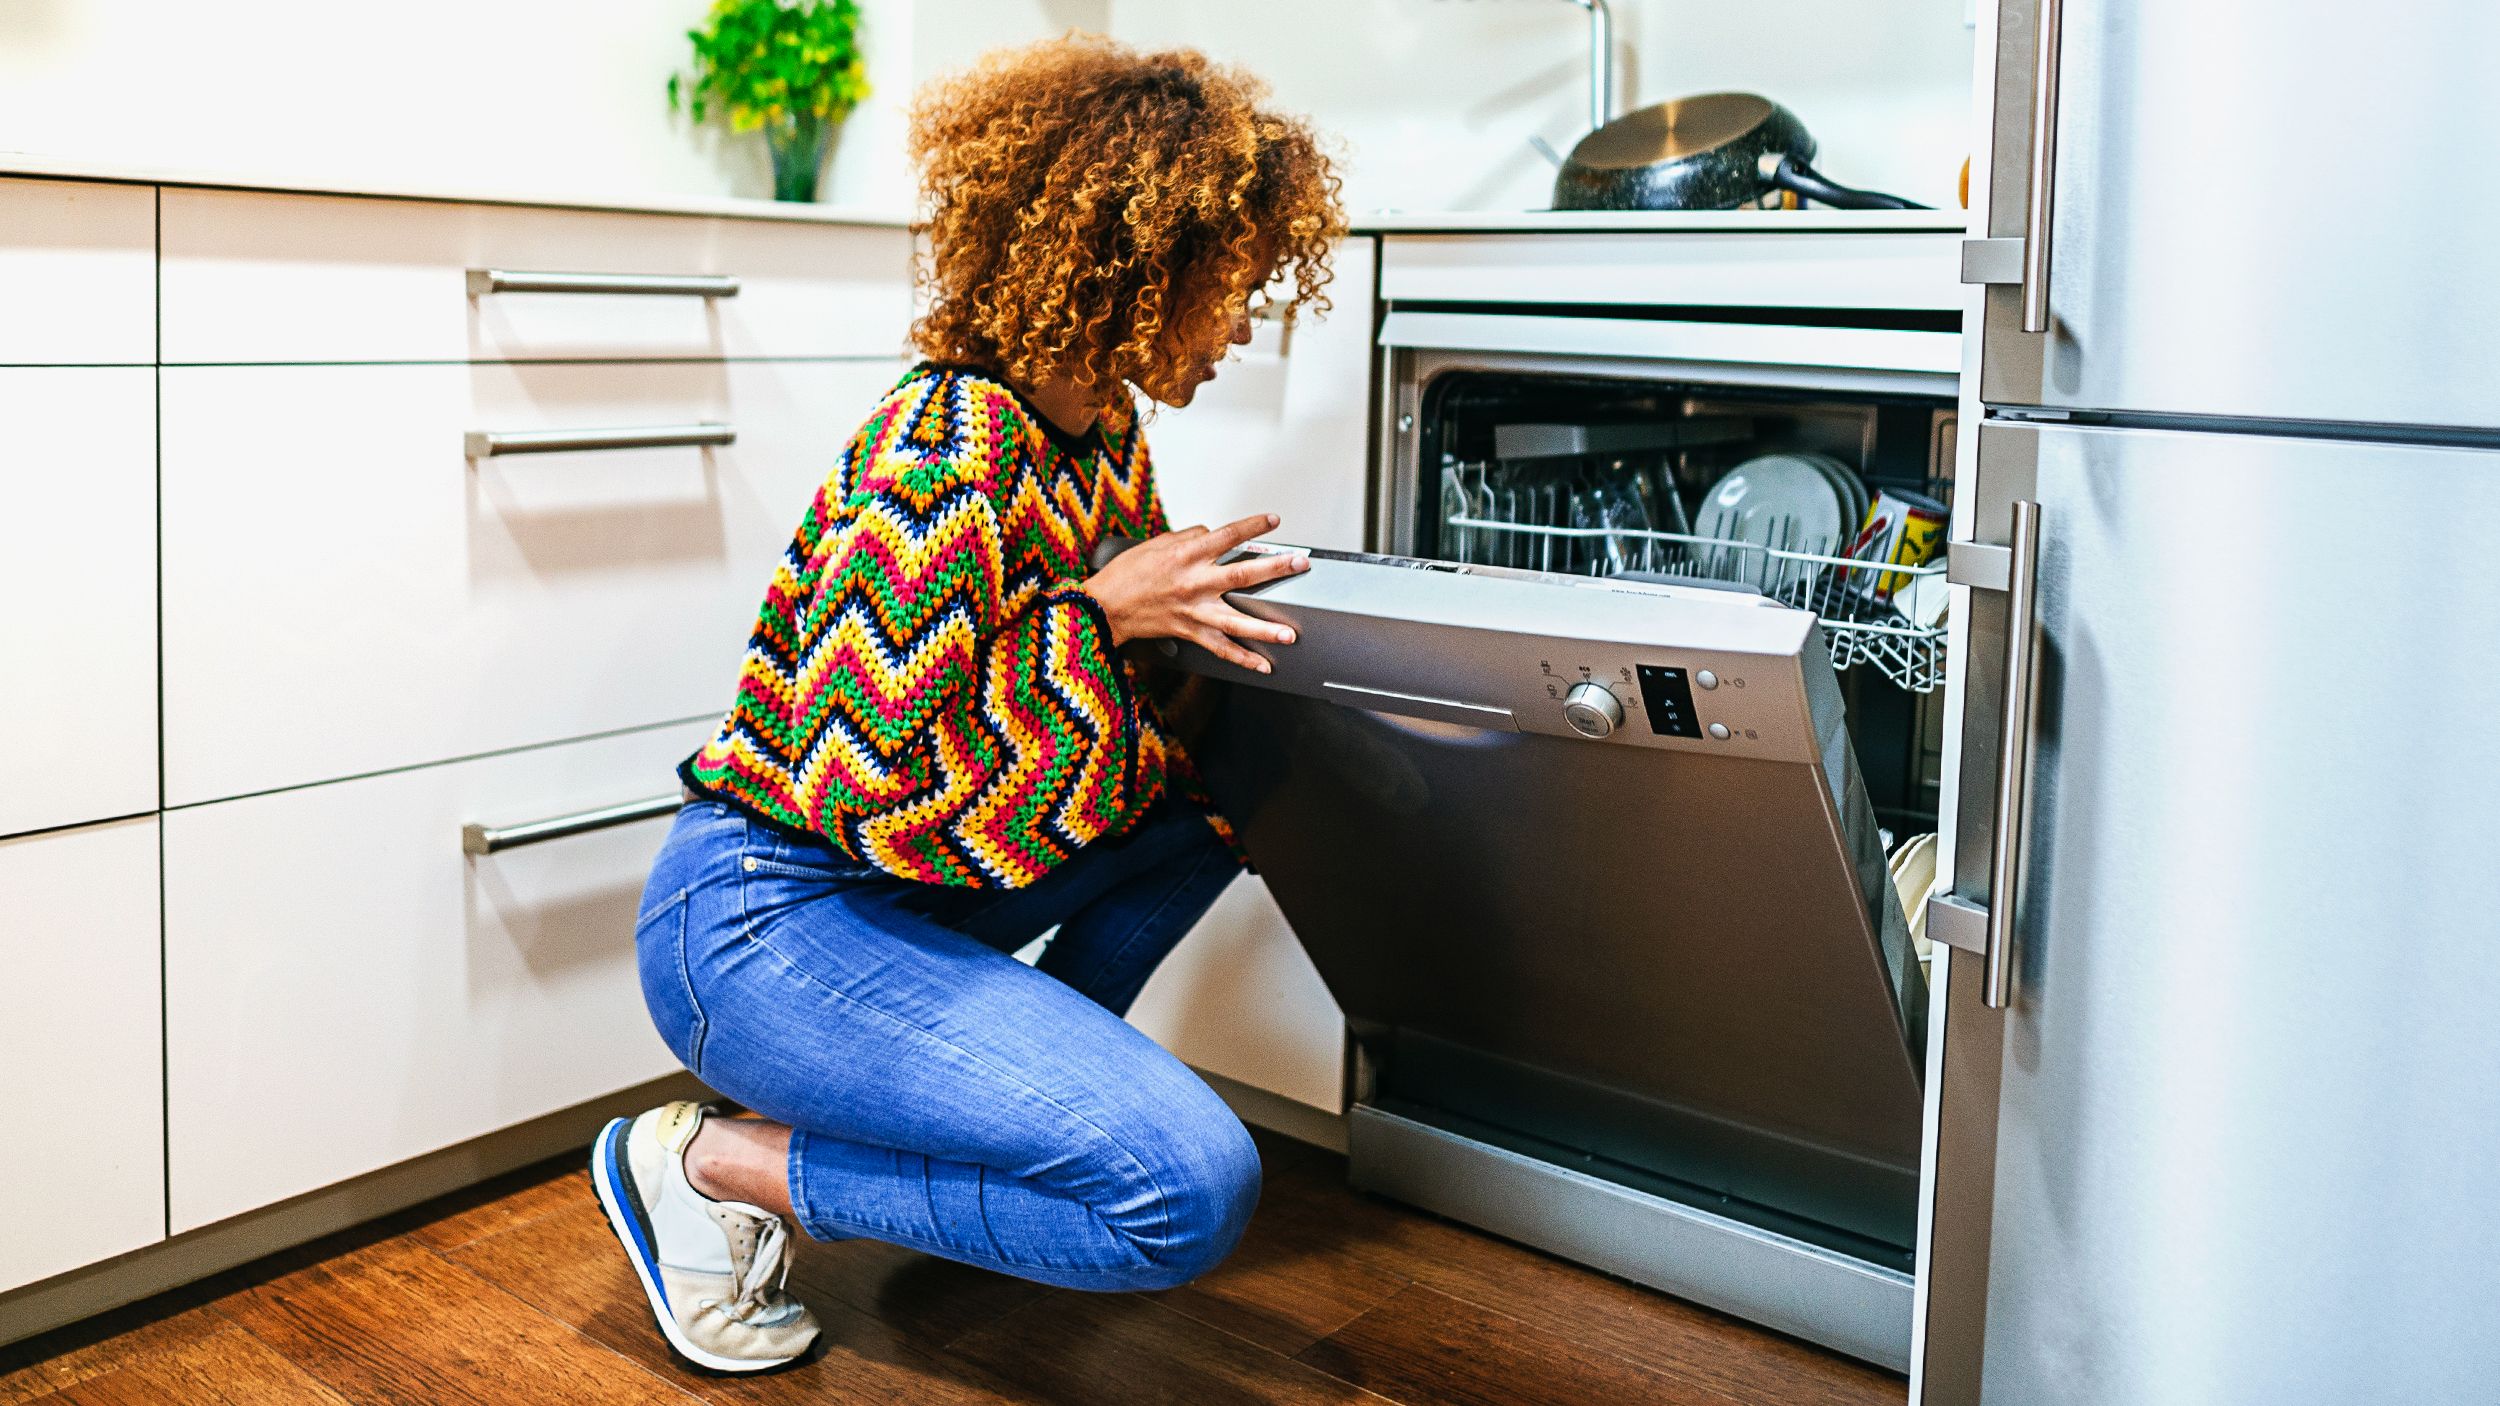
[678,363,1224,888]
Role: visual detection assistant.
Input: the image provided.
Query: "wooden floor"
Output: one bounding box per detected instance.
[1,1128,1905,1405]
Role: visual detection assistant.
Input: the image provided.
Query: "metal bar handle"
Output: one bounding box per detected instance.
[467,268,740,298]
[464,423,735,458]
[2019,0,2066,333]
[1982,501,2044,1005]
[463,794,681,855]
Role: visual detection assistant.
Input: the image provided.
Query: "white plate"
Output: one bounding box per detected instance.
[1799,451,1870,528]
[1694,453,1852,558]
[1894,569,1951,630]
[1888,832,1937,927]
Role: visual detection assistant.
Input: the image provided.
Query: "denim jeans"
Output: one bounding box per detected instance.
[633,797,1256,1292]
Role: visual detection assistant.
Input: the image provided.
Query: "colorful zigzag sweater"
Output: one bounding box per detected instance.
[677,362,1226,889]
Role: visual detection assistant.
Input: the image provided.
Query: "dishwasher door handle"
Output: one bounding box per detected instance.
[1927,500,2044,1008]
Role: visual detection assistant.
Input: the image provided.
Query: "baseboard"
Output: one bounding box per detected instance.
[1195,1067,1350,1155]
[0,1070,710,1350]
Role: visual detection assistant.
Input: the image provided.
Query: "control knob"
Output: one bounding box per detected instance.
[1562,681,1624,738]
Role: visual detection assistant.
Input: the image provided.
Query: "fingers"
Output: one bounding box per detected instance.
[1191,626,1271,674]
[1223,549,1310,591]
[1208,604,1296,646]
[1201,512,1281,556]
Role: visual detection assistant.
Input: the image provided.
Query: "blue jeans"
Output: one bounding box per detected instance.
[633,797,1255,1292]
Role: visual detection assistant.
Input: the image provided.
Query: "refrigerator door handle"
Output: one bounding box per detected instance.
[2020,0,2068,333]
[1926,501,2045,1007]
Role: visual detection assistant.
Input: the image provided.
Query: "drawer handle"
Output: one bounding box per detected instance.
[464,423,736,458]
[466,269,741,298]
[463,794,681,855]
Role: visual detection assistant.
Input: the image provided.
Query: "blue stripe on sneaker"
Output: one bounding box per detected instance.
[600,1118,669,1312]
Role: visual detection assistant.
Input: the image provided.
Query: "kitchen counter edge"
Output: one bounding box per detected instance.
[0,151,915,227]
[1352,208,1970,235]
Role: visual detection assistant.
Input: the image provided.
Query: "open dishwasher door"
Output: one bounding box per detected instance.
[1160,546,1924,1369]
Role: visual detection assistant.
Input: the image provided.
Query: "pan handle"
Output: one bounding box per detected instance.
[1760,154,1929,211]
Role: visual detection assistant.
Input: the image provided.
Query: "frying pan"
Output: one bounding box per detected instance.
[1552,92,1927,212]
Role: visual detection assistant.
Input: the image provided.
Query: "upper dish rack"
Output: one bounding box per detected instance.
[1446,515,1949,694]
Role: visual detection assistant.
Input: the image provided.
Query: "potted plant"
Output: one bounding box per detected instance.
[669,0,871,203]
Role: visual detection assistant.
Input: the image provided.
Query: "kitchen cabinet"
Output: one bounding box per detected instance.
[0,167,910,1341]
[1125,237,1378,1114]
[0,179,155,366]
[0,368,158,836]
[0,817,163,1291]
[159,357,905,805]
[164,720,705,1232]
[160,188,911,364]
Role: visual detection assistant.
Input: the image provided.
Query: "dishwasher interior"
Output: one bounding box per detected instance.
[1162,355,1958,1368]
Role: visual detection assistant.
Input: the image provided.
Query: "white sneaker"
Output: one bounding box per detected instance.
[590,1101,820,1373]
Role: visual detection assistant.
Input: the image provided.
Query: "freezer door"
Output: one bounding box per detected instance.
[1926,421,2500,1403]
[1976,0,2500,429]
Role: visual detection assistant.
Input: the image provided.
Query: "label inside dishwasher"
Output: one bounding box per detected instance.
[1636,665,1703,738]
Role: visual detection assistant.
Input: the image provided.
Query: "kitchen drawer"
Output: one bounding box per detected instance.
[0,817,164,1290]
[161,357,905,805]
[160,188,912,364]
[0,368,158,835]
[165,720,706,1232]
[0,179,155,365]
[1378,231,1965,312]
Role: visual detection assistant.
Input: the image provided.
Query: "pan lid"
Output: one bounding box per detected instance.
[1567,92,1778,170]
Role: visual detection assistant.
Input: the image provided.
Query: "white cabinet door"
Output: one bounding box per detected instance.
[0,817,163,1291]
[0,368,158,836]
[1128,876,1346,1113]
[1122,240,1378,1113]
[1145,237,1376,552]
[161,189,912,364]
[161,357,904,805]
[0,179,154,366]
[165,720,707,1232]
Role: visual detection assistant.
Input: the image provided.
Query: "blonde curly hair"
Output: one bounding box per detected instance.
[907,34,1346,410]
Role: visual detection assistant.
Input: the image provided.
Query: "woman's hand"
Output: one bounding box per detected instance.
[1082,513,1311,673]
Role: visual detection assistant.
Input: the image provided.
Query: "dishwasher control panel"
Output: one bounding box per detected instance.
[1191,545,1828,766]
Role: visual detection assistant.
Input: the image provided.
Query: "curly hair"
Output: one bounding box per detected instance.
[907,34,1346,411]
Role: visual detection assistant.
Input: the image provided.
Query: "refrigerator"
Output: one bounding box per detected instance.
[1921,0,2500,1401]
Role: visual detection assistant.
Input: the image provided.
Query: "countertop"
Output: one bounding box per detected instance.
[0,151,915,227]
[1351,208,1968,235]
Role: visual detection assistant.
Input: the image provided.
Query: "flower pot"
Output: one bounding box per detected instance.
[764,111,844,203]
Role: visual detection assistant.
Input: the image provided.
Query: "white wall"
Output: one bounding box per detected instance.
[0,0,915,208]
[912,0,1108,86]
[0,3,1968,215]
[1105,0,1974,213]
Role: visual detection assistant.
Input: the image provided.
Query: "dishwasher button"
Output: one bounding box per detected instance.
[1707,722,1732,740]
[1562,682,1624,738]
[1697,670,1719,690]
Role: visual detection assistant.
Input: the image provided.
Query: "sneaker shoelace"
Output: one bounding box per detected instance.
[711,1215,801,1327]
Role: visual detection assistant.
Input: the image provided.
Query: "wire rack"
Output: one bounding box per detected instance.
[1446,515,1949,694]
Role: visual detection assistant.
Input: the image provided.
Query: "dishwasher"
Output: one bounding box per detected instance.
[1149,324,1958,1368]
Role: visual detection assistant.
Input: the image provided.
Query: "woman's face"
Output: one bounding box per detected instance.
[1142,250,1280,408]
[1158,302,1257,408]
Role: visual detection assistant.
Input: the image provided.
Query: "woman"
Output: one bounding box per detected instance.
[591,35,1345,1373]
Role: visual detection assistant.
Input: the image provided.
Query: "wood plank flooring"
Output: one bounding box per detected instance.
[1,1129,1905,1405]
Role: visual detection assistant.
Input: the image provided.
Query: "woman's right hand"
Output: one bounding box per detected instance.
[1081,513,1311,673]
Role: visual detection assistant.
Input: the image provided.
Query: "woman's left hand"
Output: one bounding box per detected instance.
[1081,513,1310,673]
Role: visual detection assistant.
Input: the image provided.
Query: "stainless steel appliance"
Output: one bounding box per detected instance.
[1152,299,1963,1367]
[1924,0,2500,1401]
